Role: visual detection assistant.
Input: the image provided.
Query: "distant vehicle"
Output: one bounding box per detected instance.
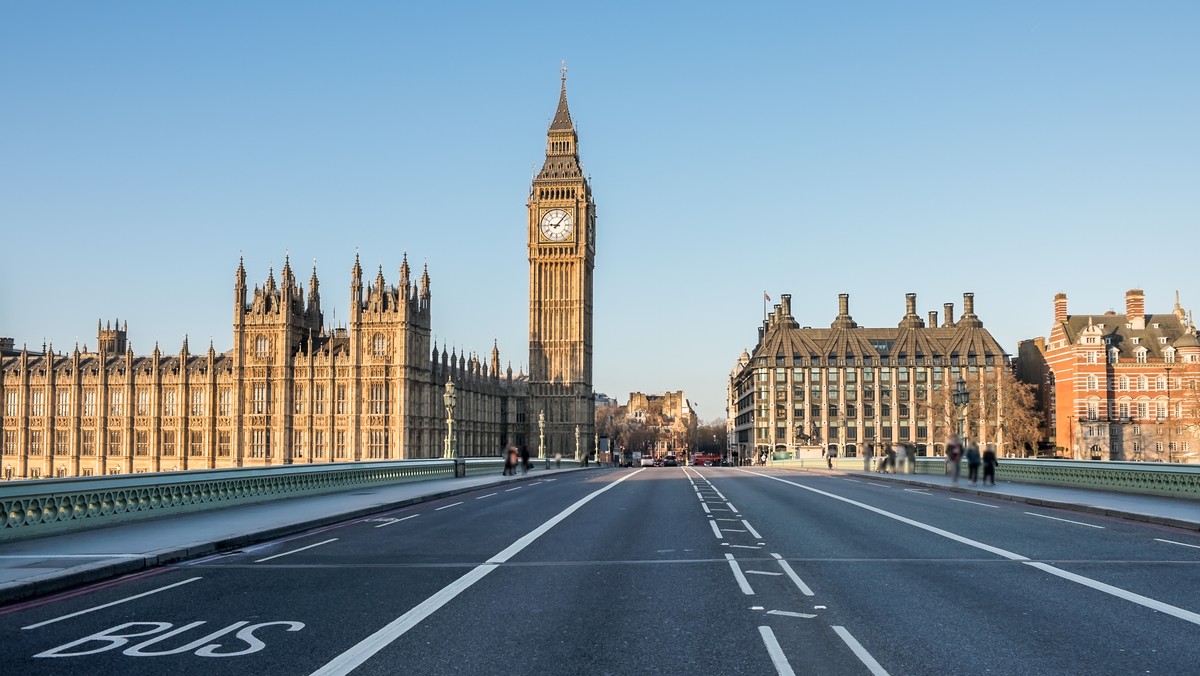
[639,456,655,468]
[652,457,664,467]
[694,452,720,467]
[663,454,678,467]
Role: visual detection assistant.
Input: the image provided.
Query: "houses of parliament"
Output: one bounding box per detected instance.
[0,74,596,479]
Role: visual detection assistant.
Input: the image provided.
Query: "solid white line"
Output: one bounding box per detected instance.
[505,487,523,492]
[745,570,783,576]
[475,493,498,500]
[757,625,796,676]
[730,544,762,549]
[866,482,890,487]
[1024,512,1105,529]
[22,577,203,630]
[721,528,748,533]
[701,502,711,514]
[1155,538,1200,550]
[709,521,724,539]
[1023,561,1200,626]
[832,625,890,675]
[716,518,741,522]
[375,514,419,528]
[743,469,1200,628]
[742,520,763,539]
[725,553,755,595]
[771,553,815,596]
[949,497,999,509]
[903,488,931,495]
[843,479,861,483]
[768,609,817,618]
[311,469,646,676]
[255,538,338,563]
[434,501,464,511]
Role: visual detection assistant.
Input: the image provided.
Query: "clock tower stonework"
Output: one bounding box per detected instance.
[528,70,595,459]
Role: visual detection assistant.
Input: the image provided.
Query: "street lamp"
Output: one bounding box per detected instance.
[538,409,546,460]
[952,376,970,447]
[443,378,457,458]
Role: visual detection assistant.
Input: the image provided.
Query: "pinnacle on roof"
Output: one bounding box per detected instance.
[550,59,574,131]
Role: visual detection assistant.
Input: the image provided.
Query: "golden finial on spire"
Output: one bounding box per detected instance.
[561,58,567,86]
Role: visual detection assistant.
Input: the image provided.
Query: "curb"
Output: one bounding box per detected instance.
[0,467,600,607]
[800,469,1200,532]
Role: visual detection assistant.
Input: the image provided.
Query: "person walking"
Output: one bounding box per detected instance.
[503,446,517,476]
[863,443,874,472]
[982,443,999,486]
[945,436,964,484]
[519,445,531,475]
[895,444,908,474]
[827,446,838,469]
[965,442,982,485]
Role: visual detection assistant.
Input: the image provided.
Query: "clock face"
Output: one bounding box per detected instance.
[540,209,574,242]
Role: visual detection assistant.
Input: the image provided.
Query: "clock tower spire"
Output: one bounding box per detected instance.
[528,64,595,460]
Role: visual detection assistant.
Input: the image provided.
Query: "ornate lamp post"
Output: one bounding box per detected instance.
[952,376,970,447]
[442,378,457,459]
[575,425,581,462]
[538,409,546,460]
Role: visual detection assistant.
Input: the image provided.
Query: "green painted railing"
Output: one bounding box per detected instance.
[0,458,507,541]
[765,456,1200,500]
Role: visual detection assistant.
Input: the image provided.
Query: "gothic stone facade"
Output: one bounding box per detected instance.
[0,256,529,479]
[729,292,1009,461]
[0,75,602,479]
[1041,290,1200,462]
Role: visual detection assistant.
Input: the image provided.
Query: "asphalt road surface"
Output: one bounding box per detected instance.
[2,467,1199,675]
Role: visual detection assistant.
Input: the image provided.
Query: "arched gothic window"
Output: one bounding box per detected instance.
[255,336,269,358]
[372,334,387,357]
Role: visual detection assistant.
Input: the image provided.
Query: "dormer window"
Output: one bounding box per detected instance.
[1165,348,1176,364]
[1132,337,1140,345]
[1109,348,1119,364]
[1135,348,1148,364]
[1159,337,1168,344]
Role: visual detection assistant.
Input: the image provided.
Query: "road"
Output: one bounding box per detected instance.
[2,467,1199,675]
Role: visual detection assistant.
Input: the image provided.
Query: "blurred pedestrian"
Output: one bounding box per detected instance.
[895,444,908,474]
[554,451,561,469]
[883,445,896,473]
[827,446,838,469]
[519,445,531,475]
[945,436,964,484]
[966,443,982,485]
[982,444,999,486]
[503,446,517,476]
[864,443,875,472]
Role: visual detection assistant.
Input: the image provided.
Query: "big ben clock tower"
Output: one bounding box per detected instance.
[528,64,595,459]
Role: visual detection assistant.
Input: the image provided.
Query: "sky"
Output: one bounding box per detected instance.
[2,2,1198,421]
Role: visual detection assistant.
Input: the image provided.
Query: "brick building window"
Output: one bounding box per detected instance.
[83,389,96,416]
[250,429,268,458]
[218,432,231,457]
[190,431,204,456]
[256,336,269,358]
[163,431,176,456]
[2,430,15,455]
[29,430,43,455]
[314,387,325,414]
[369,383,388,414]
[335,430,347,459]
[336,386,347,414]
[295,388,305,414]
[293,432,304,458]
[136,389,149,416]
[164,390,177,416]
[191,390,205,416]
[136,431,149,456]
[4,391,17,416]
[82,431,95,456]
[31,391,44,417]
[367,430,388,459]
[1135,349,1147,364]
[219,389,231,416]
[107,430,121,455]
[253,385,268,414]
[57,391,70,416]
[313,430,325,458]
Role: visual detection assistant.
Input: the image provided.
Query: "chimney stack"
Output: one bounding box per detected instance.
[1126,289,1145,330]
[1054,293,1068,323]
[838,293,850,317]
[963,292,976,317]
[781,294,792,317]
[928,310,938,327]
[943,303,955,327]
[905,293,917,316]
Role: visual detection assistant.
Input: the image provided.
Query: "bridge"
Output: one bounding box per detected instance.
[1,459,1198,675]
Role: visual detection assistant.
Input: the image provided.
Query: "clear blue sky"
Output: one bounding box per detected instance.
[2,2,1197,420]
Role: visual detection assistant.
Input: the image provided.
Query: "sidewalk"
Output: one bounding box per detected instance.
[790,466,1200,531]
[0,465,589,605]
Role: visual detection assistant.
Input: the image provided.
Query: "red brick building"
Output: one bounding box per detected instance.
[1041,290,1200,462]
